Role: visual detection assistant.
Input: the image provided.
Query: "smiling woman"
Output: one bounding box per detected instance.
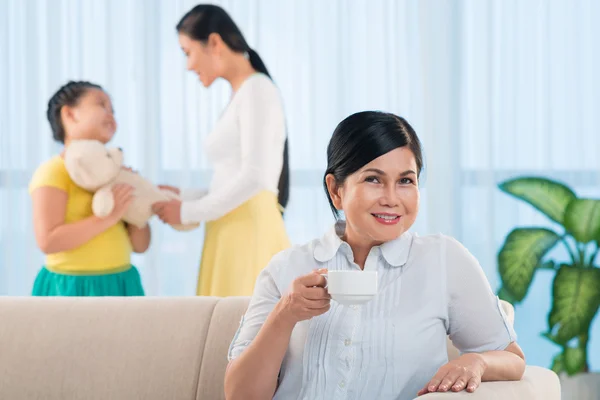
[322,111,424,266]
[224,111,525,400]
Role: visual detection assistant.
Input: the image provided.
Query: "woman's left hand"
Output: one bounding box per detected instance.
[417,353,487,396]
[152,199,182,225]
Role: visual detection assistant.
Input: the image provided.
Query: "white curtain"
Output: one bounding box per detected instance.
[1,0,598,370]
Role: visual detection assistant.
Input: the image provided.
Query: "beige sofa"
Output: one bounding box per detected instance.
[0,296,560,399]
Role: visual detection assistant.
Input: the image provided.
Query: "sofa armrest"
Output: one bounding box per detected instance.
[413,366,560,400]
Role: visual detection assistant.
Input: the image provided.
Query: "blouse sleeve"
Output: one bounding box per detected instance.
[179,188,208,201]
[444,236,517,354]
[227,252,285,361]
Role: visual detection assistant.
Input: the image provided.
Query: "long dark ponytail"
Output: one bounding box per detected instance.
[176,4,290,211]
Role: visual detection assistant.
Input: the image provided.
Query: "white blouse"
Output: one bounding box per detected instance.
[180,73,286,224]
[228,222,517,400]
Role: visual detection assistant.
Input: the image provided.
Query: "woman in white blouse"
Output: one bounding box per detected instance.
[224,111,526,399]
[153,4,290,297]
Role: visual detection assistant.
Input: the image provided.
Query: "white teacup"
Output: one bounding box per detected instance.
[321,270,378,305]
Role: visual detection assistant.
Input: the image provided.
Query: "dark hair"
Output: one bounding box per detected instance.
[176,4,290,211]
[323,111,424,219]
[47,80,103,143]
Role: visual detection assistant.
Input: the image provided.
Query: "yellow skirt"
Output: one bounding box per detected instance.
[197,191,290,297]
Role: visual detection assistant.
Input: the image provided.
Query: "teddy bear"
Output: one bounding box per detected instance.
[63,139,199,231]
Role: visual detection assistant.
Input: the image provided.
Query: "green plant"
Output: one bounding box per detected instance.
[497,177,600,376]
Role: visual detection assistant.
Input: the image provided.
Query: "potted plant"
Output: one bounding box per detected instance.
[497,176,600,399]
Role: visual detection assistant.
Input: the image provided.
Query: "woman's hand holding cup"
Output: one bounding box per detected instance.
[275,269,331,326]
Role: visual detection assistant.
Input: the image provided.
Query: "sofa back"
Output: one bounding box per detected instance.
[0,296,248,400]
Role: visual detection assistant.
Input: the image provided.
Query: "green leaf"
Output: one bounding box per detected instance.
[548,266,600,344]
[539,260,557,270]
[498,228,561,301]
[497,286,519,305]
[564,347,586,376]
[541,331,562,346]
[499,177,576,224]
[550,353,565,374]
[564,199,600,243]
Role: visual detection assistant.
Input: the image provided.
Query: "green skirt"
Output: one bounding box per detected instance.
[32,265,145,296]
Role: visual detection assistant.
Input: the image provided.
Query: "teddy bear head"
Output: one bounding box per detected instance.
[64,139,123,191]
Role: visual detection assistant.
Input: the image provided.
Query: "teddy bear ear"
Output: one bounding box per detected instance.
[107,147,124,165]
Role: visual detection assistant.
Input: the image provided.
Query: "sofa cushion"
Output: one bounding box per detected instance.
[197,296,251,400]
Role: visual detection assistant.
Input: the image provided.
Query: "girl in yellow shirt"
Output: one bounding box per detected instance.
[29,81,151,296]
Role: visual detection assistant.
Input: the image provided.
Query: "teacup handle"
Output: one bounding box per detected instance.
[320,273,328,289]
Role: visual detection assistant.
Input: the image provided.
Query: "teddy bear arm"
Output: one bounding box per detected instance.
[92,186,115,218]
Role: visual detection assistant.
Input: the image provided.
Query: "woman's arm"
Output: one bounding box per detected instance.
[126,223,151,253]
[157,185,208,201]
[225,305,296,400]
[32,185,133,254]
[180,78,286,224]
[418,342,525,395]
[419,237,525,396]
[481,342,526,381]
[225,270,330,400]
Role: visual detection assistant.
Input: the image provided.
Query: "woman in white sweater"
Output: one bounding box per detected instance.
[154,4,290,297]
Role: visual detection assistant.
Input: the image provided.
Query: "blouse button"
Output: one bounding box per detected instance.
[344,339,352,346]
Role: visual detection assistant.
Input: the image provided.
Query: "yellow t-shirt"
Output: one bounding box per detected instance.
[29,156,132,273]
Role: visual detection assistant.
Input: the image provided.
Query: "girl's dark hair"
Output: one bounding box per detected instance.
[323,111,424,219]
[47,81,103,143]
[176,4,290,211]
